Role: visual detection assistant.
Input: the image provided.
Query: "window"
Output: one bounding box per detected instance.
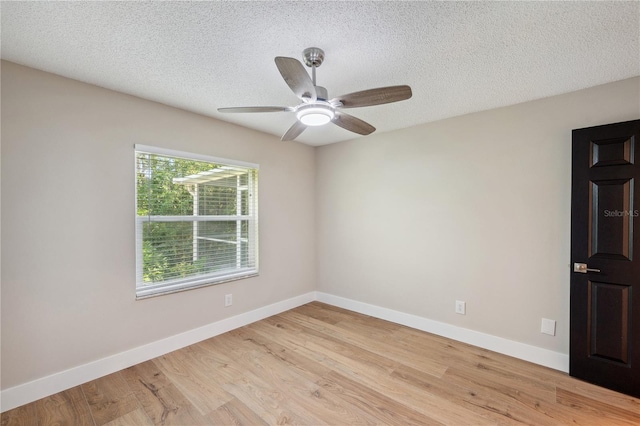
[135,145,258,298]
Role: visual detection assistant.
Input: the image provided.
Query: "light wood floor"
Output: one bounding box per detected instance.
[2,302,640,425]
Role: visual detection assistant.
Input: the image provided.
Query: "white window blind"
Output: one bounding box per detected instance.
[135,145,259,298]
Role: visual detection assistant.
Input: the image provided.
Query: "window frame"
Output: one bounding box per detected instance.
[134,144,259,299]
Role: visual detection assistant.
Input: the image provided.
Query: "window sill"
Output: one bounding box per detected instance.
[135,271,259,300]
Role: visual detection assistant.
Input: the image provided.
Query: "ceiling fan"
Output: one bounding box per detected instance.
[218,47,412,141]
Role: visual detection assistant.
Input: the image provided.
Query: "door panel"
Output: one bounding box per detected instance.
[589,178,633,259]
[591,136,634,167]
[588,280,630,364]
[571,119,640,398]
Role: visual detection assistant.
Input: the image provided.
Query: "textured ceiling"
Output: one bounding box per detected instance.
[1,1,639,146]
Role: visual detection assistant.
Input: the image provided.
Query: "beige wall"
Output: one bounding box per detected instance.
[316,77,640,354]
[1,61,316,389]
[2,59,639,393]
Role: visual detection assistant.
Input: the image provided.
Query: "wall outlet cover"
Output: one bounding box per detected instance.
[541,318,556,336]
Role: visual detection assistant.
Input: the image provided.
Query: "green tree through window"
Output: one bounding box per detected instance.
[135,147,258,298]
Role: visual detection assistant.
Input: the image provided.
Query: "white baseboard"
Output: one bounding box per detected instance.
[0,291,316,413]
[1,290,570,413]
[316,292,569,373]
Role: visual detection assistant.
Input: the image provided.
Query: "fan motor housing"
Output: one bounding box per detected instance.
[315,85,328,101]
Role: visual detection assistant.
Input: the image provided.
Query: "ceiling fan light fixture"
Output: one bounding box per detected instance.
[218,47,411,140]
[296,104,334,126]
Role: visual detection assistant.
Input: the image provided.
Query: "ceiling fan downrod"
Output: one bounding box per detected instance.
[303,47,328,100]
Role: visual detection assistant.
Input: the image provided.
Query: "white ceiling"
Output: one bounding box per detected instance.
[1,1,639,146]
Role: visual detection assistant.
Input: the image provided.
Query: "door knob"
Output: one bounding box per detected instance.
[573,263,601,273]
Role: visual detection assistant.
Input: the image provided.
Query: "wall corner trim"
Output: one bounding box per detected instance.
[316,292,569,373]
[0,291,317,413]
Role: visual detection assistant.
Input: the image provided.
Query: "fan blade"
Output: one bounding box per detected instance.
[332,111,376,135]
[331,85,412,108]
[275,57,317,102]
[281,121,306,141]
[218,106,292,113]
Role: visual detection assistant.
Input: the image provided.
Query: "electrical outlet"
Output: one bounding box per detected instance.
[224,294,233,307]
[541,318,556,336]
[455,300,466,315]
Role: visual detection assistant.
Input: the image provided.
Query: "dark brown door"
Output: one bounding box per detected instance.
[571,119,640,397]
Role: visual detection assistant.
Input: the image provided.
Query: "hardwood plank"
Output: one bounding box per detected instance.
[244,319,430,423]
[81,372,140,426]
[443,362,557,405]
[222,370,315,425]
[291,303,343,325]
[235,342,383,424]
[197,328,270,369]
[269,314,402,375]
[103,408,153,426]
[121,361,209,425]
[252,310,558,424]
[231,324,333,379]
[194,332,269,384]
[395,326,516,370]
[35,386,94,426]
[552,373,640,414]
[234,325,438,424]
[4,302,640,425]
[258,315,496,424]
[246,316,310,351]
[152,345,234,415]
[206,327,377,425]
[394,363,559,425]
[318,370,443,425]
[303,339,497,425]
[266,312,447,377]
[0,403,37,426]
[281,310,449,378]
[206,397,268,426]
[556,387,640,425]
[395,325,571,395]
[333,318,450,376]
[305,302,403,333]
